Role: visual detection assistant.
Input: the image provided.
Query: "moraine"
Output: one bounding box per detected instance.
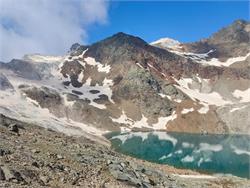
[106,131,250,179]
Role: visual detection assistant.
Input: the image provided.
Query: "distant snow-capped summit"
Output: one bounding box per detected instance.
[23,54,65,63]
[150,37,182,51]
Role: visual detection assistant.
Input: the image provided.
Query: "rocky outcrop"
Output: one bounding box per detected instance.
[183,20,250,59]
[216,103,250,134]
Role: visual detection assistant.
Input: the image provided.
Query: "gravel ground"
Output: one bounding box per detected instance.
[0,114,249,188]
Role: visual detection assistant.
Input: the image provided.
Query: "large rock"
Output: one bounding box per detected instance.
[0,167,5,180]
[0,166,24,182]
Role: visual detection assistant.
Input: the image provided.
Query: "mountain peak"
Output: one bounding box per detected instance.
[112,32,130,37]
[209,19,250,44]
[232,19,248,26]
[150,37,182,51]
[81,32,151,61]
[96,32,148,48]
[179,19,250,57]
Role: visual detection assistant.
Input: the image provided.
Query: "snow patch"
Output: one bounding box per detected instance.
[199,52,250,67]
[230,105,247,113]
[120,127,131,133]
[181,108,194,114]
[132,115,149,129]
[170,50,214,62]
[85,77,92,85]
[136,63,144,69]
[77,71,84,83]
[152,115,175,129]
[64,49,88,63]
[174,99,182,103]
[175,78,232,106]
[158,93,172,100]
[62,94,75,107]
[84,57,111,73]
[111,111,177,130]
[158,93,167,98]
[198,104,210,114]
[110,111,134,126]
[170,49,249,67]
[25,96,40,106]
[233,88,250,103]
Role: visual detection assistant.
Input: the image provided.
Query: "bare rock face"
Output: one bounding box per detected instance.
[183,20,250,59]
[216,103,250,134]
[60,60,84,87]
[24,87,62,106]
[113,66,174,118]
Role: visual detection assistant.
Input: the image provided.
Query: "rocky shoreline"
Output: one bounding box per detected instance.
[0,114,249,188]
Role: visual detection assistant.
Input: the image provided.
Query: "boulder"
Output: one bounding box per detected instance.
[8,123,19,133]
[0,166,24,182]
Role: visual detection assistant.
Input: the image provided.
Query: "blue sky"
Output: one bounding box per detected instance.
[87,1,250,44]
[0,0,249,61]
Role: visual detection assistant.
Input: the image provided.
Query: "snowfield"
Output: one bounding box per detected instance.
[110,110,177,131]
[175,78,232,106]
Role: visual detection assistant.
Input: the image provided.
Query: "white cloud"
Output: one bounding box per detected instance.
[0,0,109,62]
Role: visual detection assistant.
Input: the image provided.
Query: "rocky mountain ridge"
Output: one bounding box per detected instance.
[0,20,249,139]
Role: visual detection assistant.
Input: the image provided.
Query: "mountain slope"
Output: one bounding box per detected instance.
[1,114,249,188]
[152,20,250,67]
[0,20,250,136]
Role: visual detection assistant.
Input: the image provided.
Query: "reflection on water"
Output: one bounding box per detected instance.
[106,132,250,179]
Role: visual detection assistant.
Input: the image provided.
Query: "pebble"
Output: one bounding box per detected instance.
[39,175,50,184]
[56,154,63,159]
[0,148,11,156]
[31,161,39,168]
[31,149,40,154]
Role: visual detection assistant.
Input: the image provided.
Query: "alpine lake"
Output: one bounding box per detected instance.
[105,131,250,179]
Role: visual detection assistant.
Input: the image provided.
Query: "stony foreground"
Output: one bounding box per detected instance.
[0,114,249,188]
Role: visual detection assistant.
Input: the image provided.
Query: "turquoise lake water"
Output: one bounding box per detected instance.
[106,132,250,179]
